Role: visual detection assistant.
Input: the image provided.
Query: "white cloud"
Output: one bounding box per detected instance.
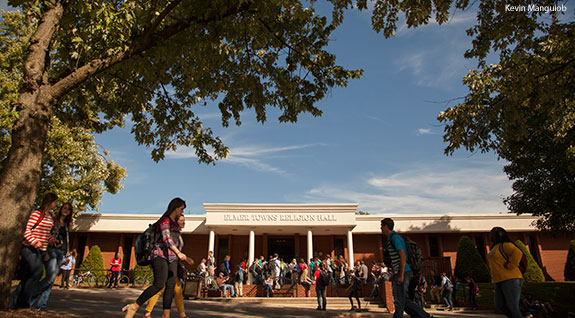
[300,160,513,214]
[166,143,325,175]
[417,128,432,135]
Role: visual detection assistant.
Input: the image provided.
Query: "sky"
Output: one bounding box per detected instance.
[1,1,532,215]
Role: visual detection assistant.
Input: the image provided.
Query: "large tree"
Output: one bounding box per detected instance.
[438,1,574,232]
[1,11,126,213]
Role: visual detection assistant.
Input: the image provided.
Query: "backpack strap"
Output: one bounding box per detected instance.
[30,210,45,232]
[498,243,511,268]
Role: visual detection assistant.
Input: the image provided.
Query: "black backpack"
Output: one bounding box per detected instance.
[383,233,423,272]
[318,271,330,286]
[134,224,157,266]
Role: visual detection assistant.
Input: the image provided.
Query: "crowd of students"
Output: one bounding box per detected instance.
[11,196,533,318]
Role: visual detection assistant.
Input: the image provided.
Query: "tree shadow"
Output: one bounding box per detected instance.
[405,215,460,232]
[71,213,101,232]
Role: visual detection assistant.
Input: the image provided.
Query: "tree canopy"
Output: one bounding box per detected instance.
[438,0,574,232]
[0,11,126,212]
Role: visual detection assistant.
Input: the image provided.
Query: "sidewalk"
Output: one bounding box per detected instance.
[49,287,506,317]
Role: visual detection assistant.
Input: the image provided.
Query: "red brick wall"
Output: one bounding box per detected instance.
[353,234,379,264]
[538,233,573,281]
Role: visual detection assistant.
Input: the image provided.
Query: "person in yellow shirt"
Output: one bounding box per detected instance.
[488,227,523,318]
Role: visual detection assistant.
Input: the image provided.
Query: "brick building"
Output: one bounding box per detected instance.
[70,203,573,281]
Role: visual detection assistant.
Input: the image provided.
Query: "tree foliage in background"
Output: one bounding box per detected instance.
[454,236,491,283]
[437,0,575,232]
[565,240,575,281]
[0,11,126,213]
[515,240,545,283]
[78,245,105,278]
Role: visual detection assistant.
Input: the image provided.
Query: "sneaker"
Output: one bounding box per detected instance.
[316,307,322,310]
[349,306,357,311]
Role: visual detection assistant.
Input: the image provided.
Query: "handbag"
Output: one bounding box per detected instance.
[177,261,187,280]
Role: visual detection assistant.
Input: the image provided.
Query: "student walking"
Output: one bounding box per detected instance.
[441,272,454,310]
[60,249,76,289]
[488,227,524,318]
[466,276,479,310]
[31,202,73,310]
[347,272,362,312]
[10,193,58,309]
[143,214,191,318]
[122,198,191,318]
[381,218,433,318]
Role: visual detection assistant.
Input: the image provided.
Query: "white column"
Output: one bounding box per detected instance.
[248,230,255,284]
[307,230,313,261]
[347,230,354,266]
[208,230,215,256]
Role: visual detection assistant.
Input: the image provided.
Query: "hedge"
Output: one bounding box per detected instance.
[454,236,491,282]
[78,245,105,278]
[515,240,545,283]
[565,240,575,281]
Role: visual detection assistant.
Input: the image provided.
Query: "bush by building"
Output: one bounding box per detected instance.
[454,236,491,282]
[133,264,153,286]
[78,245,105,278]
[515,240,545,283]
[565,240,575,281]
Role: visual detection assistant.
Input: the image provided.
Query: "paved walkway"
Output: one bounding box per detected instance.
[47,287,506,317]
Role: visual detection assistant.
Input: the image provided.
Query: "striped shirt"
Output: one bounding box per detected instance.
[386,231,411,274]
[23,210,54,252]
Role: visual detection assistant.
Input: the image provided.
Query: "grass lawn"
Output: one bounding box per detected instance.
[452,282,575,317]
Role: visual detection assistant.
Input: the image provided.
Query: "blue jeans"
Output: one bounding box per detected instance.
[11,246,45,309]
[494,278,523,318]
[316,285,326,309]
[31,249,65,310]
[392,271,430,318]
[442,288,454,308]
[221,284,235,297]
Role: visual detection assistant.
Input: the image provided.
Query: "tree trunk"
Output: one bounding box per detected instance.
[0,91,54,309]
[0,1,64,310]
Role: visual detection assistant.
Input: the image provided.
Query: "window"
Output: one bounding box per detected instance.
[428,236,440,257]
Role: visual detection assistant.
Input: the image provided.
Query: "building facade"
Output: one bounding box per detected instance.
[70,203,574,281]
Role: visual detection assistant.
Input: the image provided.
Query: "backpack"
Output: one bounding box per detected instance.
[384,233,423,271]
[134,224,157,266]
[472,281,479,295]
[318,271,330,287]
[443,277,453,290]
[499,243,528,275]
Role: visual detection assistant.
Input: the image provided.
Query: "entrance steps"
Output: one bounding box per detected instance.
[202,296,389,312]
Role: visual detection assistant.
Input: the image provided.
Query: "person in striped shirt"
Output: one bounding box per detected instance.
[11,192,58,309]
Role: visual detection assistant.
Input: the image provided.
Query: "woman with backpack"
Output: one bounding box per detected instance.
[440,272,454,310]
[465,276,479,310]
[123,198,191,318]
[10,193,58,310]
[488,226,524,318]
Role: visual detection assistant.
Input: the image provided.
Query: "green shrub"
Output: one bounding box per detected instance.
[78,245,105,278]
[565,240,575,281]
[133,264,153,285]
[515,240,545,283]
[454,236,491,283]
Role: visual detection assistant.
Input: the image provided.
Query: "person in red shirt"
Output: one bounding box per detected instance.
[107,252,122,288]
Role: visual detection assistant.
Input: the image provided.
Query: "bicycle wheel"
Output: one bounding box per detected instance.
[85,274,96,287]
[96,275,107,287]
[118,275,130,287]
[70,276,79,288]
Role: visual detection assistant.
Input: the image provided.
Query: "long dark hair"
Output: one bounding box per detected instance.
[55,202,74,227]
[39,193,58,212]
[154,197,186,228]
[489,227,514,248]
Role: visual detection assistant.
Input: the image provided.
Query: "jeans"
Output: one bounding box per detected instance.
[316,285,326,309]
[442,288,454,308]
[221,284,235,297]
[265,284,273,297]
[31,249,65,310]
[60,270,71,288]
[12,246,45,309]
[136,257,178,309]
[348,288,360,308]
[494,278,523,318]
[107,270,119,287]
[392,271,431,318]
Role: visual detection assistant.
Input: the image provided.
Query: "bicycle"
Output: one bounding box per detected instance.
[134,271,153,287]
[97,269,130,288]
[70,271,96,287]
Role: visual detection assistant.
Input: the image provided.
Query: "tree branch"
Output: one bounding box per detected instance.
[50,2,253,100]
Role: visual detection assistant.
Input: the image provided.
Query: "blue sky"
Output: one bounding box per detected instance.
[93,5,515,215]
[1,1,519,215]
